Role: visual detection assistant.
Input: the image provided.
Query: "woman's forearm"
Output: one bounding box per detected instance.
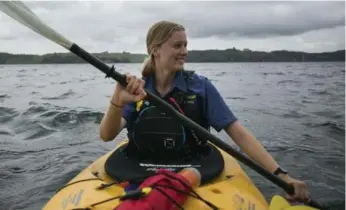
[226,121,279,173]
[99,102,125,142]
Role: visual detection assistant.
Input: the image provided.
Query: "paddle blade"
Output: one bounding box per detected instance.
[0,0,73,49]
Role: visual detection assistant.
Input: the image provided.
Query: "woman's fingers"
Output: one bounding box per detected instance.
[119,73,146,102]
[126,75,137,94]
[289,182,310,203]
[135,79,145,95]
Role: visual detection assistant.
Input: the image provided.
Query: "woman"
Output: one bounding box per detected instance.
[99,20,310,203]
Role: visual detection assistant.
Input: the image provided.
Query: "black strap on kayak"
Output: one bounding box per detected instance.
[55,178,103,193]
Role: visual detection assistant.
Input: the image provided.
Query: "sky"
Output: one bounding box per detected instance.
[0,1,345,55]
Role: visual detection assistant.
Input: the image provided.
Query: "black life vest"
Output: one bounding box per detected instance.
[126,70,210,161]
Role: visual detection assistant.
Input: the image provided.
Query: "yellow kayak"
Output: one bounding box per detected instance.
[42,140,317,210]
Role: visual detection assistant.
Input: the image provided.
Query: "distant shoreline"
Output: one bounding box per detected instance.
[1,48,344,64]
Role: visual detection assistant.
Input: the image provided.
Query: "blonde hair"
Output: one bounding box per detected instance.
[141,20,185,78]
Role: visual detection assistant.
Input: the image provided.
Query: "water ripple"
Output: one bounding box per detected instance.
[0,107,19,123]
[41,89,76,100]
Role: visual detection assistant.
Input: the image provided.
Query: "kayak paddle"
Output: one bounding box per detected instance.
[0,1,327,209]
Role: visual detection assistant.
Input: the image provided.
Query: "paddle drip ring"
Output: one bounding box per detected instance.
[105,65,116,78]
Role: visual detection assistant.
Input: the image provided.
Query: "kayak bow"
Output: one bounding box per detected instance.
[42,140,318,210]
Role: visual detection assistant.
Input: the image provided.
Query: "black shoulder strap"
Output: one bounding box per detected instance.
[182,70,195,81]
[172,70,195,105]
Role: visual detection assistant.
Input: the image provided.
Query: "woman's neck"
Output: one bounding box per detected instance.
[155,69,175,96]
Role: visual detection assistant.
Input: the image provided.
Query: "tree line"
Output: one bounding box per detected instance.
[0,48,344,64]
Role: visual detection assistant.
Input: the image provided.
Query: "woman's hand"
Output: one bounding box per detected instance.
[278,174,311,203]
[111,73,147,106]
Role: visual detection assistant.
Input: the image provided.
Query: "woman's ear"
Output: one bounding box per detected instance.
[152,46,160,57]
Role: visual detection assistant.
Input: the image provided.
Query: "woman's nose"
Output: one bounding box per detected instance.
[181,47,188,55]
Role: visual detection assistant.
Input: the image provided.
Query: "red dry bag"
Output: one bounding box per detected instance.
[114,168,201,210]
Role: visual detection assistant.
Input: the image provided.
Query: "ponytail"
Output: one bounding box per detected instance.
[141,55,155,78]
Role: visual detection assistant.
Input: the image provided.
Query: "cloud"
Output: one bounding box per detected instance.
[178,1,345,39]
[0,1,344,54]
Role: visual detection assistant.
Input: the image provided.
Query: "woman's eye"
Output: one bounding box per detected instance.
[175,43,187,49]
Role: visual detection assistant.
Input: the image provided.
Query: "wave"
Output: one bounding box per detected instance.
[0,107,19,123]
[313,82,325,86]
[0,128,14,136]
[298,73,326,79]
[52,110,104,128]
[214,71,227,76]
[312,110,344,120]
[24,124,57,140]
[281,110,310,119]
[0,145,71,157]
[226,96,247,100]
[0,103,104,141]
[260,72,285,76]
[308,121,345,134]
[0,94,11,103]
[41,89,76,100]
[308,88,331,96]
[303,121,345,142]
[301,99,315,104]
[30,91,40,95]
[0,94,11,99]
[277,80,301,85]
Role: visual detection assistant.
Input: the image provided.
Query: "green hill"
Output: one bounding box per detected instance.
[0,48,344,64]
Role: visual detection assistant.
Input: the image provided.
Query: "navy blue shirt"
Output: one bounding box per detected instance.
[122,70,238,132]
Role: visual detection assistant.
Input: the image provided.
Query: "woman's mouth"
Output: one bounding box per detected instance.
[176,58,185,63]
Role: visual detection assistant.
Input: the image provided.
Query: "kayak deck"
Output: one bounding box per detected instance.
[43,140,269,210]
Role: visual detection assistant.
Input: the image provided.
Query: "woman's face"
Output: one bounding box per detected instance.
[154,30,188,73]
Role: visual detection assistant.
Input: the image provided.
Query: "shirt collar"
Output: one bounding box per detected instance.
[145,70,188,96]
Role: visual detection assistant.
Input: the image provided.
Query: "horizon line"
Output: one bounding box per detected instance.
[1,48,345,56]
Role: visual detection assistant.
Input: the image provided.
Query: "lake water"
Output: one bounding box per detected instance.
[0,62,344,210]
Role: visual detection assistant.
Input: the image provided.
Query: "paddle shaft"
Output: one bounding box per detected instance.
[70,44,325,209]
